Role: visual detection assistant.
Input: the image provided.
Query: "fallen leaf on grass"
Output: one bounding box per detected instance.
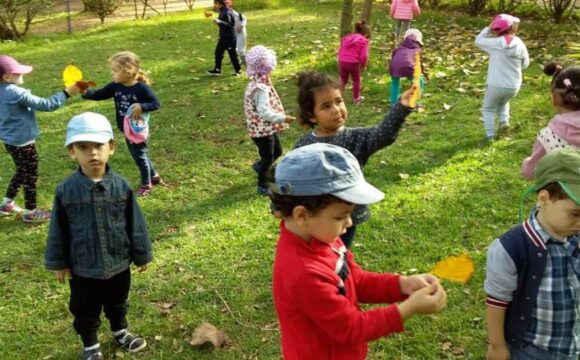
[441,340,452,350]
[189,322,227,348]
[399,173,410,179]
[430,253,474,284]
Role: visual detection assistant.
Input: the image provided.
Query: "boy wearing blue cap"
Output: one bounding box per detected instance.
[45,112,152,360]
[270,143,447,360]
[485,149,580,360]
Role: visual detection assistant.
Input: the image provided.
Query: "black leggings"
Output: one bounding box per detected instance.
[4,143,39,210]
[69,269,131,347]
[252,134,282,187]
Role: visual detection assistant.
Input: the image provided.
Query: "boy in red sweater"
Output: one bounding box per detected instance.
[269,143,447,360]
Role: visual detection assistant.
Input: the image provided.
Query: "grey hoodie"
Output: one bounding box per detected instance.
[475,27,529,89]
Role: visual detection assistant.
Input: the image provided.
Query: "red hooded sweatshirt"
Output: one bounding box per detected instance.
[273,222,406,360]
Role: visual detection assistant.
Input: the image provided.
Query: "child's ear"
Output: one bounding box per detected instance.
[108,141,116,155]
[68,147,76,160]
[292,205,311,225]
[537,189,551,207]
[308,113,317,124]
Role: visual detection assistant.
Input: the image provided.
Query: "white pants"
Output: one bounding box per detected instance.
[481,85,519,137]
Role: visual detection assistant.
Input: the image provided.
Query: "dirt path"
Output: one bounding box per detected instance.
[31,0,212,34]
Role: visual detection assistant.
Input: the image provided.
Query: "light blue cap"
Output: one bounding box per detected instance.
[65,112,113,146]
[272,143,385,205]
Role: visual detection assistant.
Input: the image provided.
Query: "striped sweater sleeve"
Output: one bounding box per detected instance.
[484,238,518,308]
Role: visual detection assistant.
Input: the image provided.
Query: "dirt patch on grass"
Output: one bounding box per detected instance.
[30,0,212,34]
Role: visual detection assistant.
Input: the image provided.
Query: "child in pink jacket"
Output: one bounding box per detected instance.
[390,0,420,41]
[338,21,371,105]
[521,62,580,179]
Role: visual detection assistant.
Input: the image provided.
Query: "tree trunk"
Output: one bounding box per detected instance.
[360,0,373,23]
[340,0,353,37]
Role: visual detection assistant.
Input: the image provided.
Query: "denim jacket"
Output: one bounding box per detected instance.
[45,166,152,279]
[0,83,68,146]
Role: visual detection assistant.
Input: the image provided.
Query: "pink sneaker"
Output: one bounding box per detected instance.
[22,208,51,223]
[0,201,24,215]
[353,96,364,105]
[135,184,153,197]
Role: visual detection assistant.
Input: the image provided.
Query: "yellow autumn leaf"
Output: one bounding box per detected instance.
[430,253,474,284]
[62,65,83,87]
[408,52,421,108]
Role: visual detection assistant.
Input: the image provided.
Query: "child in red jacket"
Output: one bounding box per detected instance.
[269,143,447,360]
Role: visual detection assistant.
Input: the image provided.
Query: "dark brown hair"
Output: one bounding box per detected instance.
[296,71,340,129]
[355,20,371,39]
[544,62,580,111]
[538,182,569,201]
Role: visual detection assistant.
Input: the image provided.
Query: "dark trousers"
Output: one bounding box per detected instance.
[4,143,39,210]
[252,134,282,187]
[69,269,131,347]
[125,139,156,186]
[340,225,357,248]
[214,38,241,73]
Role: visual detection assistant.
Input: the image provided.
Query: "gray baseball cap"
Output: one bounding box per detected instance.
[272,143,385,205]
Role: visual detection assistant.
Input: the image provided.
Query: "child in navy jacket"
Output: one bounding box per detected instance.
[485,149,580,359]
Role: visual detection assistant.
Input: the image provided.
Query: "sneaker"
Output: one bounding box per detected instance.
[207,69,221,76]
[499,122,510,131]
[257,185,269,196]
[251,160,261,174]
[114,330,147,353]
[81,347,103,360]
[233,71,242,77]
[0,201,24,215]
[353,96,364,105]
[486,135,496,142]
[22,208,51,223]
[135,184,153,197]
[151,174,165,186]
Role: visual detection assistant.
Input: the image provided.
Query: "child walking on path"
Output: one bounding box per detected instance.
[338,20,371,105]
[207,0,242,76]
[475,14,529,141]
[389,28,427,106]
[82,51,161,197]
[293,71,415,248]
[485,149,580,360]
[0,55,79,222]
[45,112,152,360]
[270,143,447,360]
[521,63,580,179]
[389,0,420,41]
[244,45,295,195]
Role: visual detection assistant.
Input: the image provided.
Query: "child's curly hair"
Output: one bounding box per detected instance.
[109,51,150,85]
[296,71,340,129]
[355,20,371,39]
[246,45,276,77]
[544,62,580,111]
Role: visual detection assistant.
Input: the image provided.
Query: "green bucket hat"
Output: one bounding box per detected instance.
[519,149,580,221]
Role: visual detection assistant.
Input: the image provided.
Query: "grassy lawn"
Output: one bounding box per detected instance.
[0,1,577,358]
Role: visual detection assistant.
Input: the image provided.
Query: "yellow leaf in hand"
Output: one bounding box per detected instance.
[63,65,83,87]
[430,253,474,284]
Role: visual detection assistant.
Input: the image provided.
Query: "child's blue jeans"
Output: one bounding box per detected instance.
[390,75,424,105]
[125,139,157,186]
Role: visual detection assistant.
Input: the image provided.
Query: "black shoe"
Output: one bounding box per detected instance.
[207,69,221,76]
[81,347,103,360]
[114,330,147,353]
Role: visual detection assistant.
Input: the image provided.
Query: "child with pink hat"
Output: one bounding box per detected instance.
[475,14,529,141]
[0,55,79,222]
[243,45,295,195]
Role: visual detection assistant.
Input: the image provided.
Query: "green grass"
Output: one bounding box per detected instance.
[0,1,577,358]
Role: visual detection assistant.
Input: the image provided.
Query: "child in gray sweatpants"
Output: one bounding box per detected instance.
[475,14,529,141]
